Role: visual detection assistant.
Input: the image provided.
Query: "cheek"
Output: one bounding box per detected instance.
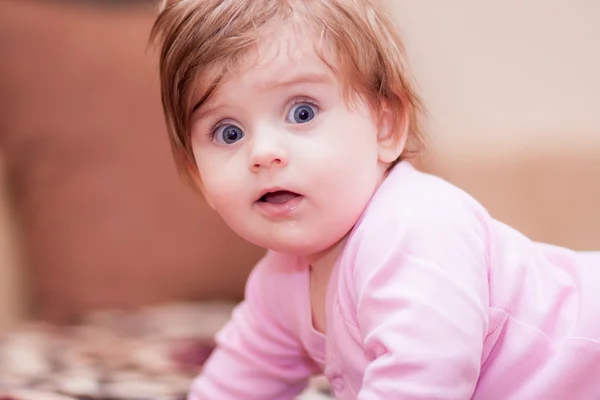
[193,152,237,205]
[320,116,381,198]
[324,115,380,168]
[199,170,236,205]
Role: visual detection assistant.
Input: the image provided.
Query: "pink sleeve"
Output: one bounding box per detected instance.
[189,252,315,400]
[353,212,490,399]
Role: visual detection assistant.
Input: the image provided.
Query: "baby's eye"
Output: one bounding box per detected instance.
[286,102,317,124]
[213,124,244,145]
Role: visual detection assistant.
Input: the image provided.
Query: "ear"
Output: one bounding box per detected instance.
[376,99,408,164]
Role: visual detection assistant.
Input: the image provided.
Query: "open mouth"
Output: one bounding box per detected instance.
[258,190,301,204]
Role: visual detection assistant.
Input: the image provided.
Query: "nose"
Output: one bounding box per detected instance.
[249,130,288,172]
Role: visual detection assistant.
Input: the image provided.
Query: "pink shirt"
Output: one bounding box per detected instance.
[190,162,600,399]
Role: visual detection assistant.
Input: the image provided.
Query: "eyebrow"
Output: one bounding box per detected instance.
[191,103,225,122]
[260,72,333,90]
[191,72,332,120]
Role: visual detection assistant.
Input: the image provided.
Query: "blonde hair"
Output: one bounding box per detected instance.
[151,0,425,180]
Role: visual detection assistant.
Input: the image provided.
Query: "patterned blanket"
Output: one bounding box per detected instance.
[0,303,332,400]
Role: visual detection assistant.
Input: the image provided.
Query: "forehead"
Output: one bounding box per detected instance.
[214,24,337,96]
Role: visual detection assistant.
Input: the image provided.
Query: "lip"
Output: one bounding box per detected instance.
[254,187,304,217]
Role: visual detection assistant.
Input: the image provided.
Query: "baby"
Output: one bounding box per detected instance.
[151,0,600,398]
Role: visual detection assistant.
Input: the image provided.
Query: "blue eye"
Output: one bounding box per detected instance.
[287,103,317,124]
[214,124,244,144]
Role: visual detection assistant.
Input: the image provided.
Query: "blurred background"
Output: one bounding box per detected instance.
[0,0,599,331]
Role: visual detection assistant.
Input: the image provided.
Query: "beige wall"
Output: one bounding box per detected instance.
[380,1,600,251]
[383,0,600,154]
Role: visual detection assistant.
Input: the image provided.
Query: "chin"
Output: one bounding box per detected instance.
[232,218,351,257]
[257,232,343,258]
[266,242,319,257]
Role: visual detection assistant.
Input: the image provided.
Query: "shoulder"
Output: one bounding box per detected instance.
[346,162,496,255]
[360,161,492,232]
[338,162,493,301]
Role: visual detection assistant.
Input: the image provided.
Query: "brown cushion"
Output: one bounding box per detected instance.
[0,1,263,323]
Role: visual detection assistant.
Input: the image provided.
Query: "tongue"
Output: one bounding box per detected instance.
[264,191,298,204]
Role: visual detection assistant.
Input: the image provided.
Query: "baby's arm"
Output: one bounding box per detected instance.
[353,212,490,399]
[189,252,316,400]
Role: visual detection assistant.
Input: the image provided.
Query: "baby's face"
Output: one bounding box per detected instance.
[190,24,392,257]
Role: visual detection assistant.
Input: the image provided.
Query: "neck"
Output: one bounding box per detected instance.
[306,234,349,273]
